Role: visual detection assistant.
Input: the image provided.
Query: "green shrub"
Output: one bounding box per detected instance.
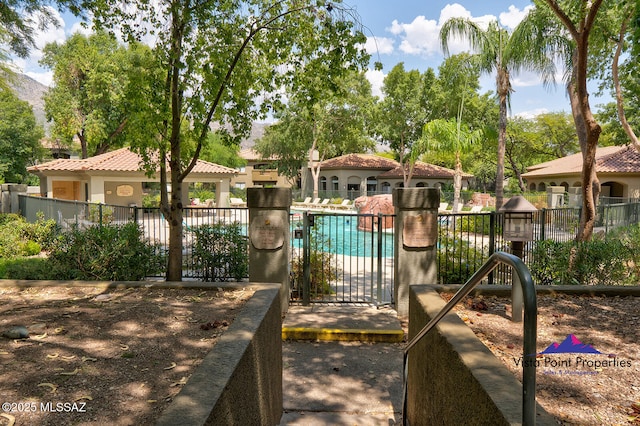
[191,222,248,281]
[0,257,52,279]
[87,204,114,224]
[530,230,637,286]
[437,234,486,284]
[290,218,338,298]
[0,213,58,259]
[47,222,163,280]
[458,214,496,236]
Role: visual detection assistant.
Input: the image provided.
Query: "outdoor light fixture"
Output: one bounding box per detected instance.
[499,195,537,323]
[500,195,537,242]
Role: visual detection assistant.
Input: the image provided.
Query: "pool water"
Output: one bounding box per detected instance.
[291,214,394,258]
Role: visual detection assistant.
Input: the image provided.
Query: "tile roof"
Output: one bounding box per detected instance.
[239,148,277,161]
[522,145,640,178]
[378,161,472,179]
[28,147,237,175]
[321,153,400,170]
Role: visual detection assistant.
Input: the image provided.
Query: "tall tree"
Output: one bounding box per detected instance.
[532,0,605,241]
[440,16,557,210]
[0,89,44,183]
[91,0,369,280]
[374,63,428,187]
[40,31,148,158]
[419,118,483,212]
[255,71,375,198]
[587,0,640,151]
[0,0,85,58]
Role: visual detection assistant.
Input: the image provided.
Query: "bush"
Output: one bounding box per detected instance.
[437,234,486,284]
[0,257,52,280]
[290,218,339,298]
[191,222,248,281]
[87,204,114,224]
[530,229,637,286]
[0,213,58,259]
[47,222,163,281]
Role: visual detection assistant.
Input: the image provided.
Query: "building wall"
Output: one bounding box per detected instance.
[104,181,143,206]
[526,174,640,200]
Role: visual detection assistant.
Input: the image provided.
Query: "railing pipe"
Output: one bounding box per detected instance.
[402,251,537,426]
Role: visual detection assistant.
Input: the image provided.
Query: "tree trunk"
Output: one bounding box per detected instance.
[495,69,510,211]
[165,154,184,281]
[452,151,462,213]
[568,51,601,242]
[612,14,640,152]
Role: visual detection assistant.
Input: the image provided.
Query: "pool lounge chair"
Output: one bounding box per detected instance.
[229,197,247,208]
[312,199,330,209]
[329,199,353,210]
[293,197,313,206]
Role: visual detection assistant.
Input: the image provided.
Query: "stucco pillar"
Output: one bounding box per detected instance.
[1,184,27,213]
[393,187,439,318]
[216,179,230,207]
[248,187,291,314]
[88,176,106,203]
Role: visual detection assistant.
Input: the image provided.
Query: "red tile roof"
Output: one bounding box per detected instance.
[28,147,237,175]
[321,153,400,170]
[378,161,470,179]
[522,145,640,178]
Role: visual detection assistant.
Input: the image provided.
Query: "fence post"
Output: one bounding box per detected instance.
[393,188,439,318]
[302,211,311,306]
[247,187,291,314]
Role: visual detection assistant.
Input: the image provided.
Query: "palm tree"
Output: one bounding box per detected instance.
[420,118,483,213]
[440,18,556,210]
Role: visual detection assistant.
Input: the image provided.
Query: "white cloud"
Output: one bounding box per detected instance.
[439,3,472,23]
[26,71,53,87]
[389,16,440,56]
[499,5,534,30]
[365,69,385,98]
[364,36,394,55]
[513,108,549,119]
[69,20,93,37]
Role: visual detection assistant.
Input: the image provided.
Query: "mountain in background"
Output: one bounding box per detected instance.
[8,73,48,131]
[8,73,271,147]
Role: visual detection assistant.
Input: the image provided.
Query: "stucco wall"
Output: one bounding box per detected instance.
[406,285,556,425]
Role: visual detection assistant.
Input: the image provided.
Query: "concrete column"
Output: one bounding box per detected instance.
[1,184,27,214]
[247,187,291,314]
[215,179,230,207]
[88,176,106,203]
[546,186,565,208]
[393,187,439,318]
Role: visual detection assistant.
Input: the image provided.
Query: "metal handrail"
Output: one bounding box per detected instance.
[402,251,538,426]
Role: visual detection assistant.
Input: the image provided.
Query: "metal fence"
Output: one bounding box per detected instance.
[17,195,640,297]
[289,211,395,305]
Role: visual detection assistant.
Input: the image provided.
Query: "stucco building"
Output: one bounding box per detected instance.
[522,145,640,202]
[28,147,237,207]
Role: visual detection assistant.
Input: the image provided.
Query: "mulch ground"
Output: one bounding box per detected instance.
[444,292,640,425]
[0,285,252,426]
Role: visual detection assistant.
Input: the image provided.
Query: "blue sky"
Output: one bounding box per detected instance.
[13,1,611,118]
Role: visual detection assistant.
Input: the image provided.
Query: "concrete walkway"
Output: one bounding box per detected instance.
[280,305,406,425]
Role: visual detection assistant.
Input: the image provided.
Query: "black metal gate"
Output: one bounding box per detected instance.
[289,211,395,305]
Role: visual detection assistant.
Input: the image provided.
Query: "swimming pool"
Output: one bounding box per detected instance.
[291,213,394,258]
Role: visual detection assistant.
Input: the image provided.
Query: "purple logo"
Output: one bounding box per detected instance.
[540,334,602,354]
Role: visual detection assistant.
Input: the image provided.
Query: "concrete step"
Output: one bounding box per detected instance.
[282,305,405,343]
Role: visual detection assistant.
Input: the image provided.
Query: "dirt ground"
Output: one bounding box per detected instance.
[0,285,252,426]
[444,292,640,425]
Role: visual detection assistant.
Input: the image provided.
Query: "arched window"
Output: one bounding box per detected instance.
[331,176,339,191]
[320,176,327,191]
[366,176,378,194]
